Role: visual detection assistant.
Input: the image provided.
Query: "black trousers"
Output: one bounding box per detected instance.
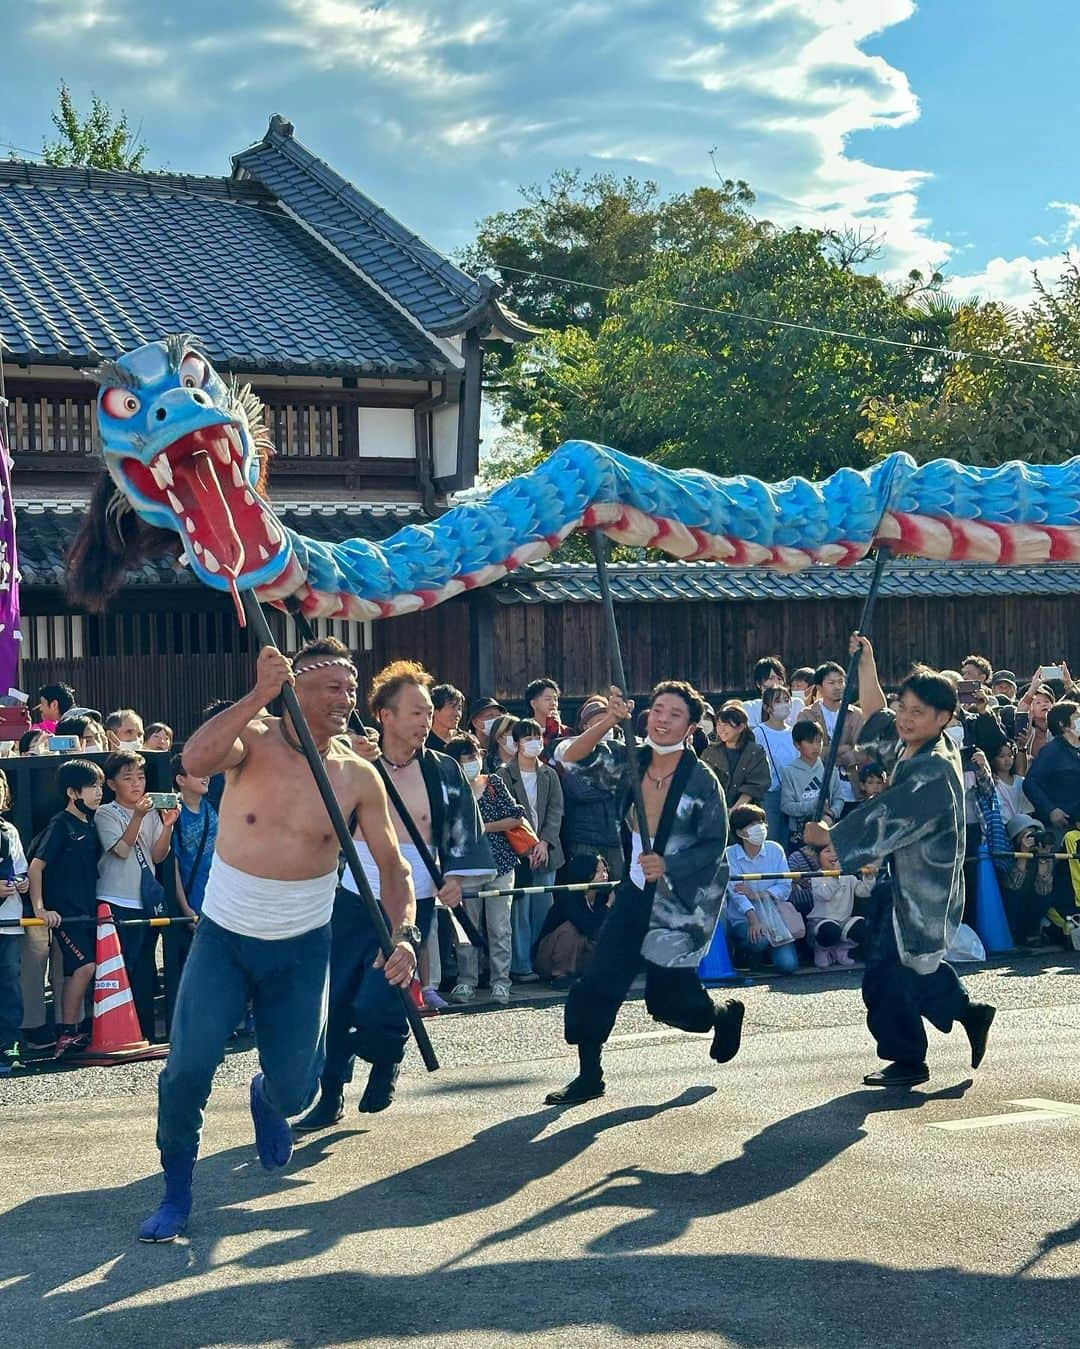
[861,891,971,1065]
[564,880,716,1047]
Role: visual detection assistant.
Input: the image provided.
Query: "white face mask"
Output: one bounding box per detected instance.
[700,719,715,738]
[522,738,544,758]
[462,759,481,780]
[946,724,965,745]
[481,718,497,736]
[503,735,516,753]
[644,735,684,755]
[1071,718,1080,737]
[772,702,791,721]
[741,823,768,846]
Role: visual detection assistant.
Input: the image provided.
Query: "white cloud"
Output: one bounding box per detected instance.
[947,252,1071,310]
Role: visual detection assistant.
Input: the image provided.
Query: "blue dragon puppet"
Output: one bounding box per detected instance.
[68,334,1080,625]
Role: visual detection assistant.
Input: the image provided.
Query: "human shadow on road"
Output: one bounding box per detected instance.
[0,1085,713,1333]
[452,1080,974,1262]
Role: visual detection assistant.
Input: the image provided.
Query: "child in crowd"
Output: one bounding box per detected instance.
[0,769,30,1074]
[723,803,799,973]
[171,755,217,921]
[801,841,872,968]
[779,721,843,847]
[858,762,888,798]
[1053,812,1080,949]
[145,723,174,752]
[991,742,1033,828]
[27,760,105,1057]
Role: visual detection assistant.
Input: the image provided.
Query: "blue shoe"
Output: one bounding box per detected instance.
[250,1072,293,1170]
[138,1151,196,1242]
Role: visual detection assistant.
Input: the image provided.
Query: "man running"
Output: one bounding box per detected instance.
[546,682,744,1105]
[804,637,995,1087]
[139,638,416,1242]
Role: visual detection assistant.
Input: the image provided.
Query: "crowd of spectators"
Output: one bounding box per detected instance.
[2,650,1079,1076]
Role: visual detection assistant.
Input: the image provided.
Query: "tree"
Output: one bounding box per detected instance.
[859,260,1080,466]
[493,225,954,482]
[42,82,147,170]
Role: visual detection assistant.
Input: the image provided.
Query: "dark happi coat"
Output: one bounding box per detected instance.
[832,710,964,974]
[377,749,495,887]
[558,742,728,969]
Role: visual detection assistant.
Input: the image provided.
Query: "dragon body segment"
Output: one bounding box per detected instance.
[80,338,1080,623]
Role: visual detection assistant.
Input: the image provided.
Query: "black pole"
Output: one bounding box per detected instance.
[589,529,651,853]
[241,590,439,1072]
[813,544,892,821]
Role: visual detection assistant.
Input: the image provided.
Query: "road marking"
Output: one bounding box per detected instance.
[929,1098,1080,1131]
[608,1029,699,1044]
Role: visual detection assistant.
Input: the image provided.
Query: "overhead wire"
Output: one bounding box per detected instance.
[0,136,1078,378]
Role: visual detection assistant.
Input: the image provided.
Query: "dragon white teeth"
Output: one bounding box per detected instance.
[186,517,196,534]
[213,439,231,467]
[167,490,183,515]
[243,490,255,507]
[232,461,244,489]
[202,549,221,573]
[264,518,282,544]
[193,541,203,555]
[150,455,174,490]
[258,545,270,562]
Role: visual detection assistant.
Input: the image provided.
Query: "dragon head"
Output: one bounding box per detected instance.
[86,335,292,619]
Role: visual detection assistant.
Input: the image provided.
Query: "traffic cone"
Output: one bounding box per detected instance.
[75,904,168,1065]
[973,843,1014,956]
[698,916,748,986]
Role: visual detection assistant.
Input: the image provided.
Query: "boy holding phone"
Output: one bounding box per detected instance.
[0,769,30,1075]
[28,760,105,1057]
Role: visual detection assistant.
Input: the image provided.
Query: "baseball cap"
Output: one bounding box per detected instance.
[1006,814,1039,840]
[468,696,506,721]
[991,671,1017,687]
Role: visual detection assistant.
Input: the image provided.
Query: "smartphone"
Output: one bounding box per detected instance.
[1013,710,1030,735]
[147,791,181,811]
[47,734,80,753]
[1040,665,1063,681]
[956,680,979,708]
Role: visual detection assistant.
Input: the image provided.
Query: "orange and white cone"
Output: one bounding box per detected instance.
[75,903,168,1065]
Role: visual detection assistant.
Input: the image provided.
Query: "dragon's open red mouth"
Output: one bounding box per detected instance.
[123,425,284,588]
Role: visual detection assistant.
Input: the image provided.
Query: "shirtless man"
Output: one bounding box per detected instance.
[546,682,742,1105]
[296,661,492,1130]
[139,638,416,1243]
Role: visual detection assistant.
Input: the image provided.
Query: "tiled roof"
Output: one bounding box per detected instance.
[233,117,488,335]
[15,500,428,588]
[0,157,454,377]
[492,560,1080,605]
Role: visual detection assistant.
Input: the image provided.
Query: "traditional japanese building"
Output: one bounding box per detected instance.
[0,115,529,729]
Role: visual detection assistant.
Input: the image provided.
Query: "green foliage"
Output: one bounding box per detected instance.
[860,262,1080,465]
[42,82,147,170]
[493,225,953,480]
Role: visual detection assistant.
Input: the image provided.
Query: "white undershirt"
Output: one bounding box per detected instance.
[520,770,539,824]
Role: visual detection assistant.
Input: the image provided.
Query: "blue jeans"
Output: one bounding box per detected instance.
[156,916,330,1157]
[0,937,22,1049]
[727,915,799,974]
[510,868,555,975]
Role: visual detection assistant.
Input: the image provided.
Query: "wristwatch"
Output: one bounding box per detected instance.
[391,922,422,946]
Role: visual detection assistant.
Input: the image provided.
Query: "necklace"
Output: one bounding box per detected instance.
[280,720,330,760]
[645,765,678,789]
[380,750,417,772]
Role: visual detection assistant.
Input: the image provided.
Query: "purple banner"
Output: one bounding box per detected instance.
[0,426,21,693]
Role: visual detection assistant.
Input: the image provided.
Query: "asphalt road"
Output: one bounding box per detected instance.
[1,955,1077,1349]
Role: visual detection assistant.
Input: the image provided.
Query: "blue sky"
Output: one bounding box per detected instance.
[2,0,1076,306]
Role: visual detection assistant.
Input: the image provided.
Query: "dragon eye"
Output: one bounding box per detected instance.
[179,354,208,389]
[101,388,141,419]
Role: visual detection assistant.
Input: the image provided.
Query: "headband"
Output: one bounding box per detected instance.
[293,657,358,678]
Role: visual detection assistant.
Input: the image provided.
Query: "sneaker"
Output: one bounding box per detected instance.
[863,1062,930,1087]
[490,979,512,1005]
[21,1025,56,1051]
[813,947,832,969]
[512,971,540,983]
[53,1031,86,1059]
[449,982,476,1004]
[423,986,448,1010]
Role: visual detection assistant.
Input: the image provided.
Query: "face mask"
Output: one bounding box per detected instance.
[946,725,965,745]
[481,719,497,736]
[503,735,516,753]
[124,737,144,751]
[644,735,684,755]
[741,823,768,846]
[772,702,791,720]
[522,739,544,758]
[700,719,715,738]
[462,759,481,780]
[1072,718,1080,737]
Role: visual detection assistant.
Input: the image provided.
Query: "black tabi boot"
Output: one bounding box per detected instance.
[960,1002,996,1069]
[358,1061,400,1113]
[545,1043,606,1105]
[710,999,745,1064]
[292,1085,346,1133]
